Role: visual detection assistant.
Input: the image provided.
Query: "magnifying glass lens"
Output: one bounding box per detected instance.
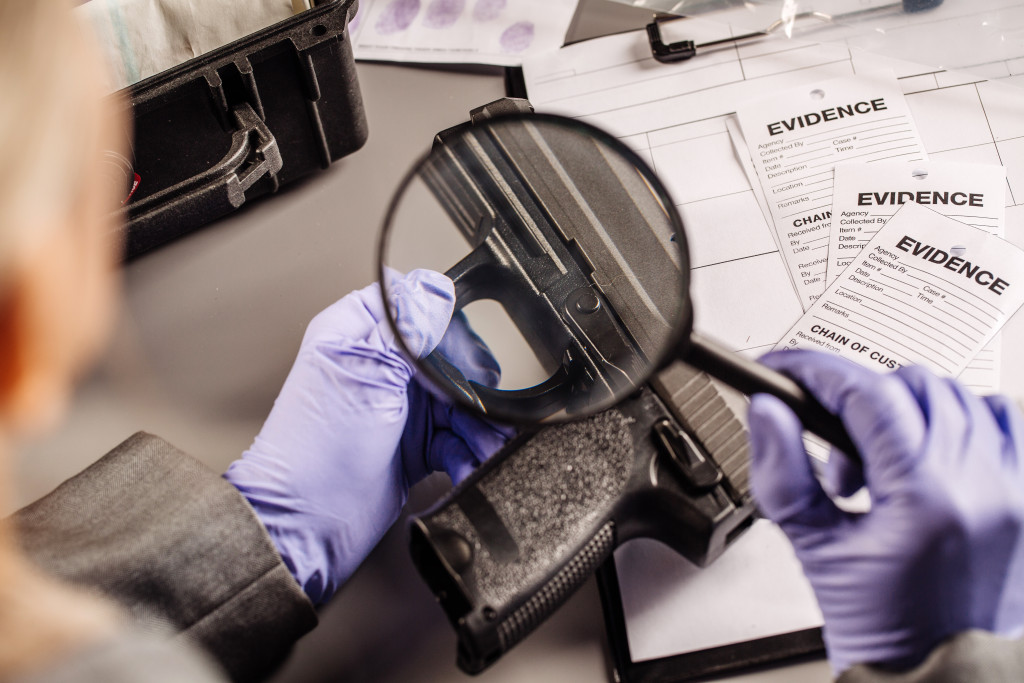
[379,114,689,424]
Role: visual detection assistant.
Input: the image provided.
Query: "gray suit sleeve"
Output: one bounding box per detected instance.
[838,631,1024,683]
[12,432,318,683]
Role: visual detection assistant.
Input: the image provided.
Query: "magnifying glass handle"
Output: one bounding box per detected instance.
[686,333,859,461]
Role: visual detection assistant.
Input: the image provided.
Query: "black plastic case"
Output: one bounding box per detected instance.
[117,0,366,259]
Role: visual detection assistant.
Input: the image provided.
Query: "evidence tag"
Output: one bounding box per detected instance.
[736,73,927,311]
[775,201,1024,378]
[827,160,1007,286]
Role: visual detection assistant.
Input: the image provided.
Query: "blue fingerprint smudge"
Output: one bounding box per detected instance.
[425,0,465,29]
[472,0,505,22]
[500,21,534,53]
[375,0,421,35]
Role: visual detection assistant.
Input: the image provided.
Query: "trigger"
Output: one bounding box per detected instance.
[425,351,487,412]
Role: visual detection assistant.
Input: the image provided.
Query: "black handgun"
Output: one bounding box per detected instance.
[405,100,758,673]
[417,100,683,422]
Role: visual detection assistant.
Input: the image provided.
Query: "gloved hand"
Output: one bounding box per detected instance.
[748,350,1024,676]
[224,269,512,605]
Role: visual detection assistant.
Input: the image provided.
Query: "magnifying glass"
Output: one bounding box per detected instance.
[378,112,855,456]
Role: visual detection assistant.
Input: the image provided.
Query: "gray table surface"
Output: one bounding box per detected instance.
[35,0,1024,680]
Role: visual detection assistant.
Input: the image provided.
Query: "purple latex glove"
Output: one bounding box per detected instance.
[224,269,512,605]
[748,350,1024,676]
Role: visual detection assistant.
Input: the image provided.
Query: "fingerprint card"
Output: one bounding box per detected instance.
[349,0,578,66]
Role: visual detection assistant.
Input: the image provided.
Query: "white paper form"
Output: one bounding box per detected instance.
[526,19,865,358]
[348,0,576,66]
[523,25,1024,354]
[827,162,1009,394]
[828,161,1007,283]
[615,521,822,662]
[735,74,927,311]
[611,0,1024,88]
[830,161,1010,392]
[775,202,1024,378]
[895,65,1024,241]
[862,63,1024,393]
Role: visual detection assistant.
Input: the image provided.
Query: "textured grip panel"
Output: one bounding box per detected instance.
[497,521,615,651]
[412,409,640,673]
[652,362,752,499]
[423,410,634,606]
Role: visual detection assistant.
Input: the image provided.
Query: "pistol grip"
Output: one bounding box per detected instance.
[409,411,638,673]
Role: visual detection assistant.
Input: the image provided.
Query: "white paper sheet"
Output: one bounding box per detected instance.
[723,111,1009,396]
[616,521,823,662]
[526,18,852,359]
[774,201,1024,377]
[522,19,1024,362]
[827,161,1007,284]
[348,0,577,66]
[735,73,927,310]
[78,0,300,91]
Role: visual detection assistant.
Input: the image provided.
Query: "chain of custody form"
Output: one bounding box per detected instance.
[776,201,1024,376]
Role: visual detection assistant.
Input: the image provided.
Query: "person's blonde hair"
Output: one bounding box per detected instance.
[0,7,124,674]
[0,0,107,276]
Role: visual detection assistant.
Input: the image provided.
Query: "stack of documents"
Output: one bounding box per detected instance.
[520,14,1024,665]
[523,16,1024,394]
[730,73,1019,395]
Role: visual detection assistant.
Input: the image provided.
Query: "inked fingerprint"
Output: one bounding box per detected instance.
[425,0,465,28]
[473,0,506,22]
[500,21,534,52]
[376,0,421,34]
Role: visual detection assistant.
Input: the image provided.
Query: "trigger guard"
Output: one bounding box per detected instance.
[471,368,572,422]
[424,351,572,422]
